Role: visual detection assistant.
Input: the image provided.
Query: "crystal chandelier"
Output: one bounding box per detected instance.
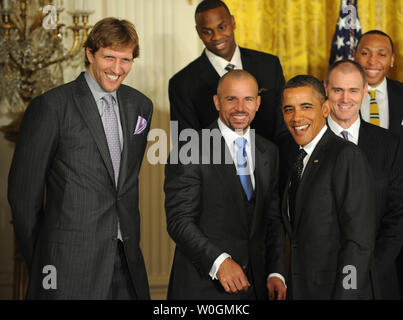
[0,0,94,141]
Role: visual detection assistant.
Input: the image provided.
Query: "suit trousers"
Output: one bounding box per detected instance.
[107,240,138,300]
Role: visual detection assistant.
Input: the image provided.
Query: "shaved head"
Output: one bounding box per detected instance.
[217,70,258,95]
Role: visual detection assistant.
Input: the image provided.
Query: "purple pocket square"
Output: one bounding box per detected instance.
[134,116,147,135]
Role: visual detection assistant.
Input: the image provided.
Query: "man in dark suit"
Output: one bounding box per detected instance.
[281,75,376,299]
[355,31,403,298]
[325,59,403,299]
[354,30,403,138]
[164,70,286,300]
[8,18,152,299]
[169,0,286,143]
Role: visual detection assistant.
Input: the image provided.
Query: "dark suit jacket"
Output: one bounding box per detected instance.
[386,78,403,297]
[164,121,286,299]
[387,78,403,139]
[8,72,153,299]
[357,120,403,299]
[281,128,377,299]
[168,47,286,143]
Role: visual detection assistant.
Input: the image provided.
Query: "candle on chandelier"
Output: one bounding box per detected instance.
[3,0,9,10]
[74,0,79,11]
[83,0,88,11]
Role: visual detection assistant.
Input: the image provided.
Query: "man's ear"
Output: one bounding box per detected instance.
[213,94,220,111]
[86,47,94,64]
[231,15,236,30]
[256,95,261,112]
[322,99,331,118]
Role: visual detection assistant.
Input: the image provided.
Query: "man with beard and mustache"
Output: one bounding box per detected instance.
[164,70,287,300]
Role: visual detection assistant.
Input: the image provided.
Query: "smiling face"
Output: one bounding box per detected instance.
[282,86,329,147]
[86,45,134,92]
[195,6,237,61]
[325,66,368,128]
[354,33,395,87]
[214,74,261,134]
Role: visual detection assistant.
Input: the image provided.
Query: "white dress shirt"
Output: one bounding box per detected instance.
[84,70,123,241]
[209,119,285,287]
[360,77,389,129]
[205,45,243,77]
[299,125,328,175]
[327,114,360,145]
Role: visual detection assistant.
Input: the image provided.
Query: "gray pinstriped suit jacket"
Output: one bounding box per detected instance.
[8,72,152,299]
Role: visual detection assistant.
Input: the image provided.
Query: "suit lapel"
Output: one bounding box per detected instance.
[293,129,332,232]
[116,88,131,192]
[249,135,269,238]
[198,52,220,88]
[240,48,256,75]
[73,73,116,187]
[209,122,249,228]
[387,78,402,133]
[357,121,371,155]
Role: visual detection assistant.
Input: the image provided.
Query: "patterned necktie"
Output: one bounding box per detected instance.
[341,130,349,141]
[225,63,235,72]
[234,137,253,201]
[368,90,380,126]
[289,148,307,226]
[102,94,121,187]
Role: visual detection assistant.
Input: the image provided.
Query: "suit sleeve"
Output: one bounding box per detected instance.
[8,95,59,271]
[168,76,202,134]
[164,157,222,277]
[265,147,287,277]
[374,138,403,263]
[332,146,376,299]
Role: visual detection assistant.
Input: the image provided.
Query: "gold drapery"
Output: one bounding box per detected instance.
[227,0,403,82]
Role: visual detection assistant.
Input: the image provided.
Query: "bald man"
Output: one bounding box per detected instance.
[164,70,287,300]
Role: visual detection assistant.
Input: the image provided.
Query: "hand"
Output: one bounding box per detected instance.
[216,258,250,294]
[267,276,287,300]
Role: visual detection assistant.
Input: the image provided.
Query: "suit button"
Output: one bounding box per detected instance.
[242,265,247,270]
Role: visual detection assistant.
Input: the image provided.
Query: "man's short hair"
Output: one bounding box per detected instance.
[195,0,231,17]
[282,75,327,104]
[356,30,394,52]
[84,17,139,66]
[326,59,367,87]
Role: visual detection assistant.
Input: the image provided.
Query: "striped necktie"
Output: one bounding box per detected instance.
[225,63,235,72]
[368,90,380,126]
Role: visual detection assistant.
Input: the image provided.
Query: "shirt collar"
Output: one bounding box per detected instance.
[301,125,328,158]
[217,118,251,146]
[84,70,118,103]
[327,114,360,144]
[368,77,387,96]
[205,45,243,76]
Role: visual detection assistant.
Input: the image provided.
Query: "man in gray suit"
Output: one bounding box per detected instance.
[8,17,153,299]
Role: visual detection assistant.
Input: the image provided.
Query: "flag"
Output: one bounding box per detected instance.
[329,0,362,65]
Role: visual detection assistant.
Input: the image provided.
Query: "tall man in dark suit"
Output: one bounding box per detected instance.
[325,60,403,299]
[169,0,286,143]
[355,31,403,298]
[164,70,287,300]
[8,18,152,299]
[281,75,376,299]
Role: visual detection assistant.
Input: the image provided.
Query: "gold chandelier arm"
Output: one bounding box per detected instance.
[37,26,84,70]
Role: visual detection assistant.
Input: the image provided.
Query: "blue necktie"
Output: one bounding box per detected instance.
[234,137,253,201]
